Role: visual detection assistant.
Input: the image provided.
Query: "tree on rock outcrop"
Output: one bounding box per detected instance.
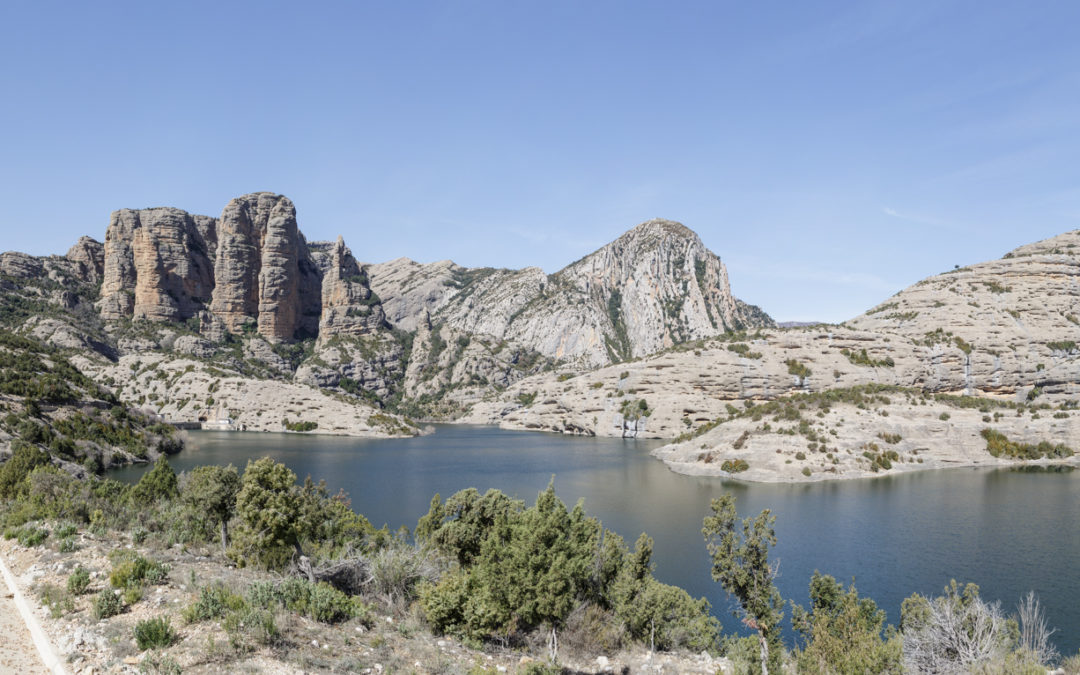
[703,494,783,675]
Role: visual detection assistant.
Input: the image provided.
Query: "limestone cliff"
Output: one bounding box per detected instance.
[310,236,386,339]
[65,236,105,283]
[98,207,217,322]
[210,193,322,342]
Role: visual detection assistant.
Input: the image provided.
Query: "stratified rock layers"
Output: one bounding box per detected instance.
[97,193,351,343]
[99,208,216,322]
[210,193,321,342]
[368,219,774,367]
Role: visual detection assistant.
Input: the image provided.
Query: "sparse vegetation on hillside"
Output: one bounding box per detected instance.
[841,348,895,368]
[980,428,1073,460]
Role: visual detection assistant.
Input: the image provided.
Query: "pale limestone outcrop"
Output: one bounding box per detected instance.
[464,229,1080,443]
[367,219,773,368]
[310,237,386,339]
[0,251,44,279]
[654,394,1080,483]
[64,236,105,283]
[364,258,461,332]
[71,351,416,437]
[98,207,216,322]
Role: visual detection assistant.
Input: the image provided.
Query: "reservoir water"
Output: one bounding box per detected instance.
[112,425,1080,655]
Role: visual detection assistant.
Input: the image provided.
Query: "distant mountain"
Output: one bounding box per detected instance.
[0,194,770,422]
[368,218,773,367]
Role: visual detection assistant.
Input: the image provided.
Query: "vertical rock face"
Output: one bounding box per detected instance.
[98,208,217,322]
[65,236,105,283]
[209,193,321,342]
[310,236,386,338]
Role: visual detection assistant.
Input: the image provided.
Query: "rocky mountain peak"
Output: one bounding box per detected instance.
[65,236,105,283]
[98,205,217,323]
[621,218,699,243]
[368,217,773,367]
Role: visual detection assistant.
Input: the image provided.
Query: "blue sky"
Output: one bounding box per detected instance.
[2,1,1078,322]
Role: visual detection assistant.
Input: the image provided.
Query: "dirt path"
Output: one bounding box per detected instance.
[0,591,50,674]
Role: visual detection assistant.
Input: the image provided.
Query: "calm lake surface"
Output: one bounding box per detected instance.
[112,425,1080,655]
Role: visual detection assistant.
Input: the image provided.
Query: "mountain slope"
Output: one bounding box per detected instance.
[464,229,1080,452]
[368,218,774,367]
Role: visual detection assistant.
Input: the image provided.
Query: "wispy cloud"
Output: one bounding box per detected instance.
[727,258,900,294]
[881,206,969,232]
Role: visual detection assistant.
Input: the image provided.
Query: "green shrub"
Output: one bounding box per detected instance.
[786,359,812,379]
[939,412,951,421]
[123,586,144,605]
[282,418,318,432]
[619,398,650,421]
[802,467,812,477]
[92,589,124,619]
[134,617,175,650]
[841,348,895,368]
[720,458,749,473]
[67,567,91,595]
[795,451,807,460]
[37,584,74,618]
[109,552,168,589]
[184,582,247,622]
[0,441,50,499]
[981,428,1074,460]
[306,581,359,623]
[223,606,280,646]
[246,578,363,624]
[54,523,77,538]
[792,573,901,673]
[16,526,48,547]
[128,457,178,506]
[516,391,537,406]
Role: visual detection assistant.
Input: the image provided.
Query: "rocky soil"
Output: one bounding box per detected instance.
[654,390,1080,483]
[1,530,732,674]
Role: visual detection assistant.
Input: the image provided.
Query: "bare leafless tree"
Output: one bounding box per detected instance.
[1017,591,1058,666]
[367,542,441,610]
[903,584,1008,673]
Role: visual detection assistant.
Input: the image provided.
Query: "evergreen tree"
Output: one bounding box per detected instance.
[181,464,240,556]
[231,458,302,569]
[129,456,178,506]
[703,494,784,675]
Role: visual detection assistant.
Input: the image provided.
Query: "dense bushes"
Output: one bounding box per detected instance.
[417,484,718,659]
[791,573,901,672]
[981,428,1074,460]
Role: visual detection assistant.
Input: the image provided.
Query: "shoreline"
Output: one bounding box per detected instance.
[656,452,1080,484]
